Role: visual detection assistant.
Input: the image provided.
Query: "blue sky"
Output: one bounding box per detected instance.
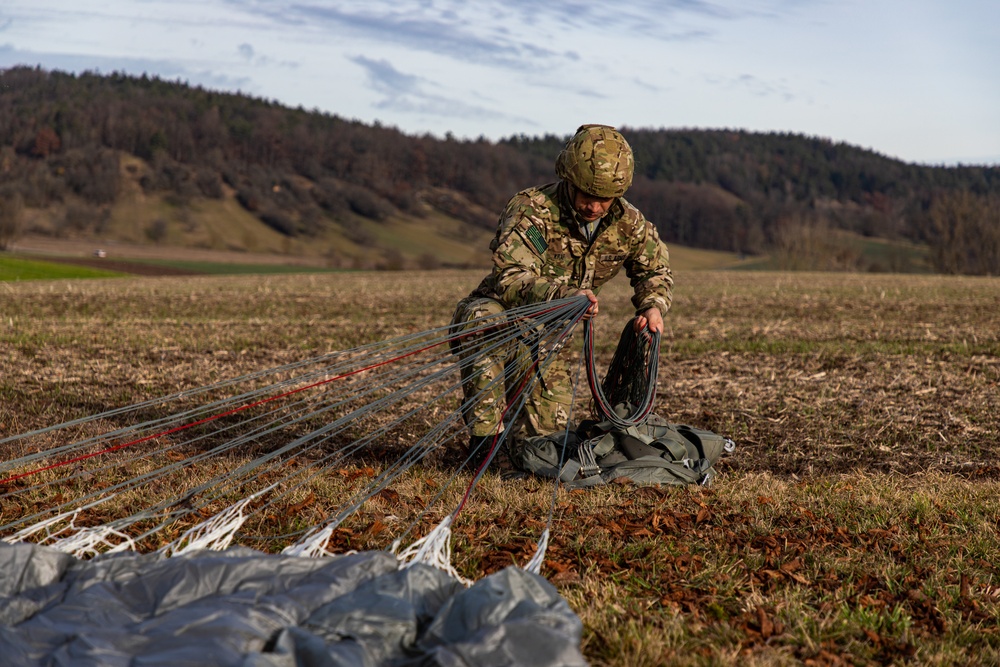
[1,0,998,166]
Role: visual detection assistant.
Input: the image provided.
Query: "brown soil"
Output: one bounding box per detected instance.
[32,255,202,276]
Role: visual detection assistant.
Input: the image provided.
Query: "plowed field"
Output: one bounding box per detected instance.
[2,270,998,665]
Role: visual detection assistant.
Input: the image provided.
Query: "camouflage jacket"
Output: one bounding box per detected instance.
[467,182,673,316]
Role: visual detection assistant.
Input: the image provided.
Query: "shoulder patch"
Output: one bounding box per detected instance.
[524,224,548,254]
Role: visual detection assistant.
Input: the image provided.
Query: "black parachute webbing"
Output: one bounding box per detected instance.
[0,296,594,559]
[584,317,660,428]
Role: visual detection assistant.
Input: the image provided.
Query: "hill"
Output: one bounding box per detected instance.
[1,66,998,273]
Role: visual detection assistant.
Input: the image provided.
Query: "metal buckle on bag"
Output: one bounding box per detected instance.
[577,439,601,478]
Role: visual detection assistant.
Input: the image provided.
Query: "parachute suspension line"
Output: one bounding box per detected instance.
[396,514,470,585]
[51,523,137,559]
[1,295,595,573]
[138,301,557,553]
[283,526,336,559]
[453,299,591,517]
[281,395,473,553]
[117,358,475,551]
[0,394,331,538]
[0,381,343,506]
[290,298,591,559]
[0,316,488,498]
[0,337,391,466]
[284,403,472,556]
[282,305,567,553]
[0,331,458,489]
[524,529,550,576]
[584,317,660,428]
[159,490,267,557]
[525,350,589,575]
[268,297,587,554]
[3,508,82,546]
[390,297,592,576]
[5,499,131,559]
[0,384,354,539]
[0,312,505,540]
[3,295,562,497]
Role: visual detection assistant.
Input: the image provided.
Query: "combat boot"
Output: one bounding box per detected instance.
[467,435,494,471]
[467,435,527,480]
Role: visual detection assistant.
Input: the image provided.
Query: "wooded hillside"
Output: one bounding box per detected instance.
[1,66,998,273]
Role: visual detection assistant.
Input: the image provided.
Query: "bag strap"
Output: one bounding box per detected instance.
[588,433,617,458]
[563,474,609,490]
[606,457,708,485]
[558,459,582,483]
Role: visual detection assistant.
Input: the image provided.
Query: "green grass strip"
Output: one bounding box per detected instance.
[0,257,125,281]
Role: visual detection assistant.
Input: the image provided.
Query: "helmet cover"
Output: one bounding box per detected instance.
[555,124,634,198]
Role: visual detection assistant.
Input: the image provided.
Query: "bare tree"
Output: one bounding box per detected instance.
[0,189,25,250]
[928,191,1000,275]
[770,213,862,271]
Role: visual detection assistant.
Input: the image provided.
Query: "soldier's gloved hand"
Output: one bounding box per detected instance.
[573,289,599,319]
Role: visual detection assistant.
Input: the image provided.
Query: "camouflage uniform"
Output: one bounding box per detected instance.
[452,179,673,439]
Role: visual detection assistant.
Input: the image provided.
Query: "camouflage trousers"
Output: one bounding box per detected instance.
[450,297,574,439]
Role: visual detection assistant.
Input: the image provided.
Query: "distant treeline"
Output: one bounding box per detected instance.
[1,66,998,273]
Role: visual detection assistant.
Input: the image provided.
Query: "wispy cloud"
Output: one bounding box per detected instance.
[349,54,534,125]
[488,0,738,39]
[702,71,797,102]
[234,1,566,68]
[227,0,754,68]
[350,55,423,98]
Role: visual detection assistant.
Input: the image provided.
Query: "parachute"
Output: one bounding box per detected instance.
[0,543,585,666]
[0,297,599,665]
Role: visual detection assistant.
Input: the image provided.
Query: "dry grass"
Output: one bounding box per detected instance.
[2,269,1000,665]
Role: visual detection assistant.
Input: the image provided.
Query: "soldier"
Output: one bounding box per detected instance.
[451,124,673,469]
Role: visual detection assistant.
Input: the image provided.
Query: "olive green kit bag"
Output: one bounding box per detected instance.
[511,412,735,488]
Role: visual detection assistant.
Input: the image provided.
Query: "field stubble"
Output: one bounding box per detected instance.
[1,269,999,665]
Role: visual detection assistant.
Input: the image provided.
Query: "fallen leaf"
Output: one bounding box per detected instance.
[546,559,570,573]
[757,606,774,639]
[285,492,315,515]
[780,558,802,573]
[376,488,400,504]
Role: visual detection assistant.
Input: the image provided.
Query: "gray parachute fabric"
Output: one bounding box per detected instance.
[513,411,736,488]
[0,542,586,667]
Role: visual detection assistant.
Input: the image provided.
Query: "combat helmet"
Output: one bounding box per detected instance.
[555,124,634,198]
